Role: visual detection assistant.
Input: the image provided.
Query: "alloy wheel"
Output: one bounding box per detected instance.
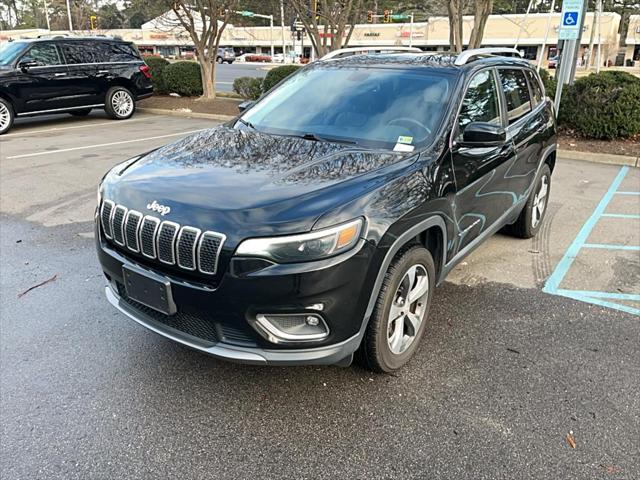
[112,91,133,117]
[0,102,10,131]
[386,264,430,355]
[531,174,549,228]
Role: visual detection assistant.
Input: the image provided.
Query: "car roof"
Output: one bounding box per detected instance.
[15,36,130,44]
[318,52,534,73]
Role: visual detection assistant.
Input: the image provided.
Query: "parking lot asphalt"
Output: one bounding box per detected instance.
[1,111,639,479]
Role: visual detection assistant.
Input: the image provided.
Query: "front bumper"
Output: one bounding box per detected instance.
[105,285,362,365]
[97,227,378,366]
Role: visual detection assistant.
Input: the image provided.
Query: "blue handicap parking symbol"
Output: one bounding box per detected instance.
[563,12,578,26]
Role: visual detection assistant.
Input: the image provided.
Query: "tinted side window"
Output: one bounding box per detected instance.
[26,43,60,66]
[499,69,532,123]
[525,70,543,105]
[95,42,140,62]
[61,42,96,64]
[458,70,501,133]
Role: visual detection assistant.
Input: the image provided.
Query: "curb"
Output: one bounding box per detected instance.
[557,149,638,167]
[137,108,640,168]
[138,107,235,122]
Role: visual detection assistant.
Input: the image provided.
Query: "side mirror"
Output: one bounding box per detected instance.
[459,122,506,147]
[238,100,255,113]
[18,58,38,70]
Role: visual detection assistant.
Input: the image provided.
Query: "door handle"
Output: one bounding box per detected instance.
[54,72,67,77]
[97,70,110,75]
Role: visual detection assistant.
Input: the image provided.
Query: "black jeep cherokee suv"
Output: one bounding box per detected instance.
[0,36,153,134]
[96,50,556,372]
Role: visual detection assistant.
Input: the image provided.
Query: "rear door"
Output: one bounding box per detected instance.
[14,42,71,113]
[497,68,543,200]
[59,41,104,106]
[451,68,516,251]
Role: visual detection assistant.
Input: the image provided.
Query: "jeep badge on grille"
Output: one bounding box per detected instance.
[147,200,171,216]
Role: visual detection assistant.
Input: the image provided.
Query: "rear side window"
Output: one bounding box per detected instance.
[26,43,60,66]
[525,70,544,105]
[60,42,96,64]
[499,69,532,123]
[94,42,141,62]
[458,69,501,133]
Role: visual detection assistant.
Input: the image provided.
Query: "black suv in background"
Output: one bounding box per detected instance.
[0,37,153,134]
[96,49,557,373]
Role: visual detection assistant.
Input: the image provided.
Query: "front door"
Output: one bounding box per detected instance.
[14,42,71,113]
[451,68,516,252]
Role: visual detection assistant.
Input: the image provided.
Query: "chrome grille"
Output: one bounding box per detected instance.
[125,211,142,252]
[177,227,200,270]
[140,216,159,258]
[198,232,225,275]
[100,200,225,276]
[112,206,127,246]
[100,200,114,239]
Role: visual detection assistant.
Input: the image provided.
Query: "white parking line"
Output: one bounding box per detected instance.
[2,118,146,138]
[6,129,206,159]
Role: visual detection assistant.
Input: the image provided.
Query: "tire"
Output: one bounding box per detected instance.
[504,163,552,239]
[69,108,92,117]
[359,245,436,373]
[0,97,15,135]
[105,86,135,120]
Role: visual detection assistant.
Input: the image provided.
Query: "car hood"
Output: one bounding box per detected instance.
[102,125,414,241]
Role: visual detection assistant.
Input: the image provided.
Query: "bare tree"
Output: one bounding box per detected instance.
[447,0,465,52]
[468,0,494,49]
[168,0,238,100]
[290,0,364,57]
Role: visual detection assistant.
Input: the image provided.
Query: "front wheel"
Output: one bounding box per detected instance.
[0,98,15,135]
[504,163,552,239]
[359,245,435,373]
[105,87,135,120]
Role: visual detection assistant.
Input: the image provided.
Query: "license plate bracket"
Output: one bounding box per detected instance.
[122,265,176,315]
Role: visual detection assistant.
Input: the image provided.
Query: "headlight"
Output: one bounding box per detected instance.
[235,218,364,263]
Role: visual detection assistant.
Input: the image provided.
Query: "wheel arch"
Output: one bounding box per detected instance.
[363,215,447,324]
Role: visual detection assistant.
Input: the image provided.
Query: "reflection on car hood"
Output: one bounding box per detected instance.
[104,125,413,237]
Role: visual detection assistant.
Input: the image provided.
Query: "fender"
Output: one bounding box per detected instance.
[357,215,448,338]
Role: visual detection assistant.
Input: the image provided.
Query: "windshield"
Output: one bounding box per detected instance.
[0,41,27,66]
[241,65,454,151]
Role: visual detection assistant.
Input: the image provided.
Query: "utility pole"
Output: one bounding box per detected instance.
[43,0,51,31]
[280,0,287,63]
[537,0,556,72]
[270,14,274,59]
[65,0,73,31]
[596,0,603,73]
[409,14,414,48]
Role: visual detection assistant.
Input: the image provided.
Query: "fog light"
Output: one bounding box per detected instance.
[253,313,329,344]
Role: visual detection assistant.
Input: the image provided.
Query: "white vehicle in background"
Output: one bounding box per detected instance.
[272,52,300,63]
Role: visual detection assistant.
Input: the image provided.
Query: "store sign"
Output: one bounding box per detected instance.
[364,32,380,37]
[397,31,424,38]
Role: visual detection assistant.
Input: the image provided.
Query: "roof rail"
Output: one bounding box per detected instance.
[320,46,422,61]
[454,48,523,66]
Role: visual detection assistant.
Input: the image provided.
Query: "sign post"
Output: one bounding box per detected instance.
[555,0,586,111]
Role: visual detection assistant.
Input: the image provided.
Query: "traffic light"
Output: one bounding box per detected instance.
[367,10,373,23]
[383,10,391,23]
[89,15,98,30]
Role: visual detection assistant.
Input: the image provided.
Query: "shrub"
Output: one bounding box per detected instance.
[245,55,271,62]
[262,65,302,93]
[558,71,640,139]
[163,61,203,97]
[539,69,557,99]
[233,76,262,100]
[144,56,170,94]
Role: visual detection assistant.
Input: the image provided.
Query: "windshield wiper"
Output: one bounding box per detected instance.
[297,132,358,146]
[236,117,257,131]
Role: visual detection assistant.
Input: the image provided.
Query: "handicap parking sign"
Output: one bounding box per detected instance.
[558,0,584,40]
[562,12,578,26]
